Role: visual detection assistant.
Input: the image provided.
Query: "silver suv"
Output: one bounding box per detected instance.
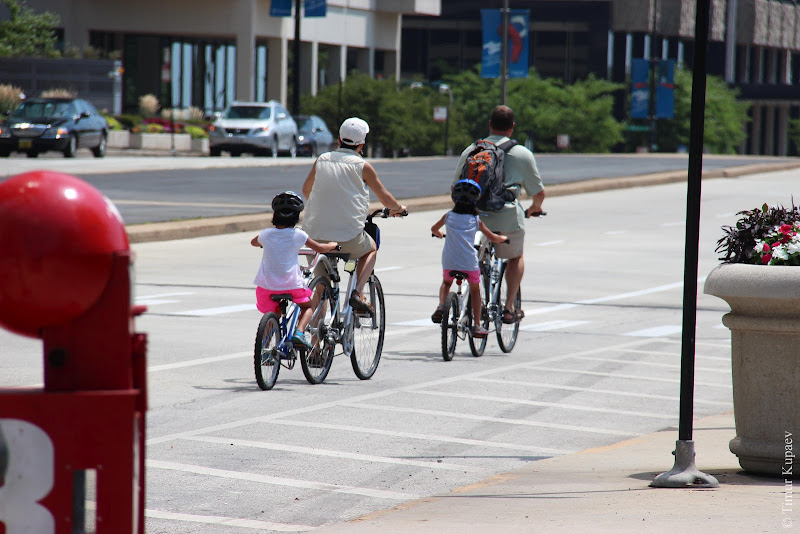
[208,101,298,157]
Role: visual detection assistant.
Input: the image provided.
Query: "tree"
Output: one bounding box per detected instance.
[0,0,60,58]
[632,67,750,154]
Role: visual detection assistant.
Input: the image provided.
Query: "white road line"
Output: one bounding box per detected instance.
[536,240,565,246]
[146,339,665,445]
[149,352,249,372]
[268,420,574,455]
[617,348,730,362]
[183,436,484,472]
[144,509,313,532]
[412,390,674,419]
[340,403,639,437]
[147,460,419,500]
[520,320,590,332]
[466,378,730,406]
[524,365,732,389]
[136,292,194,299]
[570,355,730,374]
[623,325,683,337]
[172,304,257,316]
[375,266,403,272]
[135,299,180,306]
[393,319,436,327]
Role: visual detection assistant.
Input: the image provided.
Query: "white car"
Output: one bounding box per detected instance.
[208,101,298,157]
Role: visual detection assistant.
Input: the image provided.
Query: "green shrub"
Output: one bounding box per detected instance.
[144,123,164,134]
[104,115,123,130]
[116,114,142,129]
[185,125,207,139]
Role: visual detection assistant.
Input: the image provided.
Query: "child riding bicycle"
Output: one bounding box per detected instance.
[431,179,508,338]
[251,191,338,349]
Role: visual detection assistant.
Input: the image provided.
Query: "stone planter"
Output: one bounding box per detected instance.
[704,263,800,478]
[191,138,209,153]
[106,129,130,149]
[129,133,191,151]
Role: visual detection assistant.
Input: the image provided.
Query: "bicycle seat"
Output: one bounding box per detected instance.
[448,270,470,281]
[270,293,294,302]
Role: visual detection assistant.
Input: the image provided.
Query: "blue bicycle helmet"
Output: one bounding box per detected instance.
[452,179,482,204]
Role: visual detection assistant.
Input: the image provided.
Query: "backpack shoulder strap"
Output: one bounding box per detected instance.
[498,139,519,152]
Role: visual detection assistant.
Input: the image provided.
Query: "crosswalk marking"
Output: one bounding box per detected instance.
[340,402,639,437]
[147,460,419,500]
[183,436,484,472]
[520,320,589,332]
[147,509,312,532]
[412,390,674,419]
[622,325,683,337]
[570,355,730,374]
[524,364,732,389]
[267,419,573,455]
[172,303,257,316]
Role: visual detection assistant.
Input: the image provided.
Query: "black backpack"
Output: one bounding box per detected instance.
[460,139,518,211]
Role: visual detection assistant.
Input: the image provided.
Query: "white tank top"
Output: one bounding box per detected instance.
[303,149,370,241]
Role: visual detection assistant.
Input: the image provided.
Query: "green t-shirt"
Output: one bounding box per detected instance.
[453,135,544,232]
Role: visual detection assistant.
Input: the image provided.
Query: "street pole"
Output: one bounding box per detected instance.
[501,0,509,105]
[649,0,659,152]
[651,0,718,489]
[292,0,301,115]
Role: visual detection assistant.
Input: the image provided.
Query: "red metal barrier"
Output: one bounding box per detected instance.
[0,170,147,533]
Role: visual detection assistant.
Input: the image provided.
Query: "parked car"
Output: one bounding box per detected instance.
[293,114,336,157]
[0,97,108,158]
[208,101,298,157]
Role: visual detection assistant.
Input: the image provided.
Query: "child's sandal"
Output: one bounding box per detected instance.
[431,305,444,323]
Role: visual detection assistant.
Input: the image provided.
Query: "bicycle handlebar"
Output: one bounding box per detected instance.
[368,207,408,221]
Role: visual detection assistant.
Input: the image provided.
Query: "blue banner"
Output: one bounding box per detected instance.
[481,9,530,79]
[656,59,675,119]
[270,0,291,17]
[630,58,650,119]
[305,0,326,17]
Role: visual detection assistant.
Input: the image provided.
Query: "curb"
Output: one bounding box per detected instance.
[126,161,800,244]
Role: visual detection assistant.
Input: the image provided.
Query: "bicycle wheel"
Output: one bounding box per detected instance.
[351,273,385,379]
[302,276,335,384]
[495,266,521,353]
[254,313,281,390]
[441,292,459,361]
[467,287,488,357]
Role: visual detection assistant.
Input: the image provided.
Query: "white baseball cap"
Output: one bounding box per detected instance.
[339,117,370,145]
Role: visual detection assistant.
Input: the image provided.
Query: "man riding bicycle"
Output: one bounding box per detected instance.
[453,105,545,324]
[302,117,407,314]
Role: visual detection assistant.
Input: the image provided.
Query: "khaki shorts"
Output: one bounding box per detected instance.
[492,228,524,259]
[313,230,375,276]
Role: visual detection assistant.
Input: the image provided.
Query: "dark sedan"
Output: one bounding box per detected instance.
[293,114,336,157]
[0,97,108,158]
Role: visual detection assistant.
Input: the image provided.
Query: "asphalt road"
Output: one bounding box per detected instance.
[6,166,800,532]
[1,153,796,224]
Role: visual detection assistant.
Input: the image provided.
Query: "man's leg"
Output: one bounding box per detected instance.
[504,254,524,313]
[355,247,377,295]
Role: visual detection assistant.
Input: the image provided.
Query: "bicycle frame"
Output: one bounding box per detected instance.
[478,238,507,328]
[451,276,472,340]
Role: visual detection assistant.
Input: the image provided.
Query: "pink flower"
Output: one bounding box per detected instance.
[762,243,771,252]
[762,254,772,264]
[780,224,793,234]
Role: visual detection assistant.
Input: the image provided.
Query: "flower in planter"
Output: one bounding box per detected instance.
[716,202,800,264]
[753,223,800,265]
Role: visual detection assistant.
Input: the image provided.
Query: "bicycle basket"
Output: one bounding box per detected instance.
[365,221,380,250]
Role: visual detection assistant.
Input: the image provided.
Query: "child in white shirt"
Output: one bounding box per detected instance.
[252,191,338,348]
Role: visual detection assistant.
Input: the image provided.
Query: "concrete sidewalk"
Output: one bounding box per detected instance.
[313,412,787,534]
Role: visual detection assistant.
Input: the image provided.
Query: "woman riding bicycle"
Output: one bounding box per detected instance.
[251,191,338,348]
[301,117,406,314]
[431,179,507,338]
